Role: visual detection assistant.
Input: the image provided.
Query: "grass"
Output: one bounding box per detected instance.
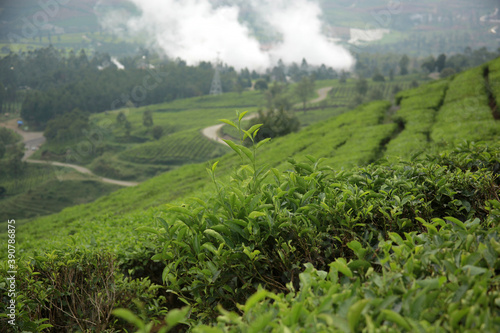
[431,67,499,145]
[323,78,422,108]
[487,58,500,108]
[443,67,487,104]
[6,100,393,249]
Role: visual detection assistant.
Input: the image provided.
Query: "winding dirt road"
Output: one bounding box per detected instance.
[309,86,333,104]
[0,118,138,187]
[201,86,332,145]
[1,86,332,185]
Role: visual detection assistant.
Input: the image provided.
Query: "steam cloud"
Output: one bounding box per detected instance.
[97,0,354,71]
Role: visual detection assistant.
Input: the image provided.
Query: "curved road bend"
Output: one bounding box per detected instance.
[201,86,333,145]
[0,118,138,187]
[1,86,332,185]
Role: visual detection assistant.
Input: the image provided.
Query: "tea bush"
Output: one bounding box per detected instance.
[191,210,500,332]
[114,138,500,333]
[137,117,500,327]
[443,67,486,104]
[395,79,449,108]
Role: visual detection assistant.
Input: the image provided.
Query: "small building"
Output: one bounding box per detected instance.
[17,120,23,127]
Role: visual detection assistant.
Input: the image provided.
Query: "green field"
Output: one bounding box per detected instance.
[2,58,500,332]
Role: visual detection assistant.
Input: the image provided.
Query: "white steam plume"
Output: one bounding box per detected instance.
[97,0,354,71]
[258,0,354,69]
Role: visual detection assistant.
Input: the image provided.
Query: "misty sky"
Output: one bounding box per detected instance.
[97,0,355,71]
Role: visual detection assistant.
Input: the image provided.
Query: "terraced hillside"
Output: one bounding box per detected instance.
[2,58,500,332]
[34,91,269,181]
[11,58,500,248]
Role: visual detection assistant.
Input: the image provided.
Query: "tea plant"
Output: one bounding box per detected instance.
[136,115,500,327]
[190,212,500,332]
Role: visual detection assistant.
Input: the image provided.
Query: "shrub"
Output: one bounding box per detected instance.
[137,118,500,323]
[254,79,268,92]
[152,125,164,140]
[372,73,386,82]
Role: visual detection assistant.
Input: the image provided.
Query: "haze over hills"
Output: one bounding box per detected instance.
[1,0,498,63]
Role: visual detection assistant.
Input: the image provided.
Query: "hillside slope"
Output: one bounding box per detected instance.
[1,58,500,332]
[10,57,500,252]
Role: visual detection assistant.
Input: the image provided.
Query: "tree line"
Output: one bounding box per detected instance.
[0,47,243,128]
[353,47,500,79]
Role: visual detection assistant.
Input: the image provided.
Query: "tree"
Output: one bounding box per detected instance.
[116,111,127,126]
[389,68,394,81]
[246,108,299,143]
[235,81,244,95]
[272,59,287,82]
[421,56,436,73]
[44,108,89,142]
[124,120,132,137]
[288,62,301,82]
[446,54,469,72]
[254,79,268,91]
[436,54,447,72]
[0,82,5,114]
[295,76,315,113]
[0,127,18,145]
[300,58,309,77]
[372,73,385,82]
[355,78,369,95]
[399,55,410,75]
[143,110,153,128]
[339,70,348,84]
[152,125,163,140]
[7,145,24,176]
[440,67,456,78]
[0,141,5,159]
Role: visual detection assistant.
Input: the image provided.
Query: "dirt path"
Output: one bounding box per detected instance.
[0,119,138,187]
[201,123,227,145]
[201,113,259,146]
[201,86,332,145]
[308,86,332,104]
[27,160,139,186]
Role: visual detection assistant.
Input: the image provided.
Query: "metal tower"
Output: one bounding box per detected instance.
[209,59,223,95]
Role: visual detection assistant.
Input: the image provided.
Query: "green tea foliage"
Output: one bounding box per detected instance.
[395,80,449,110]
[4,58,500,332]
[386,79,449,159]
[193,211,500,332]
[140,117,500,323]
[0,249,168,332]
[431,65,500,145]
